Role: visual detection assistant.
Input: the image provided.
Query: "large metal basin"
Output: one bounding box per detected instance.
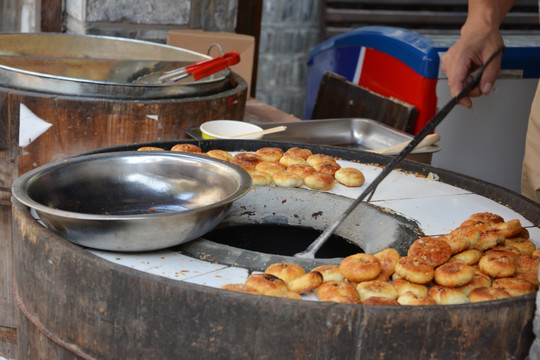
[11,151,252,251]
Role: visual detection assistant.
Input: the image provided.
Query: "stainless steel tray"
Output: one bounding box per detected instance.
[0,33,230,99]
[260,118,440,153]
[187,118,439,162]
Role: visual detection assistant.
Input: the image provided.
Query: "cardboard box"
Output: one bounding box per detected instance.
[167,29,255,96]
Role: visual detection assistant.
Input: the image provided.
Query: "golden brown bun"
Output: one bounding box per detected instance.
[304,172,335,191]
[316,280,361,303]
[265,262,306,283]
[478,251,517,278]
[311,264,344,282]
[221,284,260,295]
[391,278,428,297]
[233,153,262,171]
[489,219,523,238]
[468,287,511,303]
[137,146,165,151]
[458,271,492,296]
[473,230,506,251]
[394,256,434,285]
[448,249,483,265]
[170,143,202,153]
[397,292,437,306]
[245,273,289,297]
[504,237,536,256]
[284,147,313,160]
[306,154,337,167]
[206,149,234,162]
[492,277,536,297]
[247,170,272,186]
[356,280,398,302]
[272,171,303,188]
[255,161,286,176]
[279,154,308,168]
[428,285,468,305]
[334,167,365,187]
[374,248,400,279]
[255,147,284,162]
[362,296,400,305]
[434,262,475,287]
[339,253,382,283]
[288,271,323,294]
[408,237,452,267]
[312,161,341,176]
[286,164,317,179]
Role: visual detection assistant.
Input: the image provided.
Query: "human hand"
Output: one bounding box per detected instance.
[441,18,505,107]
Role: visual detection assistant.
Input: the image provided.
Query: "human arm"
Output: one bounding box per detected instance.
[441,0,517,107]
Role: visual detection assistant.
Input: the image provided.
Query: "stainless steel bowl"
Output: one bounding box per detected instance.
[12,151,252,252]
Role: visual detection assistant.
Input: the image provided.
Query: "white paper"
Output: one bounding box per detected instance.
[18,103,52,147]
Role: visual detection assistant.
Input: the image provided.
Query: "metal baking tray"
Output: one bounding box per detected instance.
[186,118,440,163]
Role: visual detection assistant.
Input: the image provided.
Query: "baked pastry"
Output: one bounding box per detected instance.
[287,271,323,294]
[255,161,286,176]
[170,143,202,153]
[374,248,400,279]
[265,262,306,283]
[206,149,234,162]
[468,287,511,303]
[286,164,317,179]
[339,253,382,282]
[492,277,536,297]
[137,146,164,151]
[434,262,475,287]
[316,280,361,303]
[306,154,337,167]
[397,292,437,306]
[312,161,341,176]
[428,285,468,305]
[408,237,452,267]
[221,284,260,295]
[394,256,434,285]
[458,270,492,296]
[391,278,428,297]
[255,147,284,162]
[245,273,289,297]
[448,249,483,265]
[272,171,303,188]
[279,154,308,168]
[284,147,313,160]
[478,250,517,278]
[334,167,365,187]
[304,172,335,191]
[356,280,398,302]
[247,170,272,186]
[233,153,262,171]
[311,264,344,282]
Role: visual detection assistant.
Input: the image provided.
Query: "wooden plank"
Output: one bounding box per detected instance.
[311,71,418,133]
[39,0,63,32]
[235,0,262,98]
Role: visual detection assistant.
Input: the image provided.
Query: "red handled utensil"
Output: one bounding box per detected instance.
[158,51,240,83]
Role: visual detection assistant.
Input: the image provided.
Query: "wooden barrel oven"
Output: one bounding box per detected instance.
[0,78,247,358]
[11,140,540,359]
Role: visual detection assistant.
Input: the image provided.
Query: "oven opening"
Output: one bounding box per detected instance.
[204,223,364,258]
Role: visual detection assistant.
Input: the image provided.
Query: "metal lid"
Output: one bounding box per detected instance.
[0,33,231,99]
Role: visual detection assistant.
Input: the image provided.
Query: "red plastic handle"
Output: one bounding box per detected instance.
[185,51,240,80]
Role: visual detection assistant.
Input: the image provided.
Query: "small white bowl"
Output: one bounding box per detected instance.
[200,120,263,140]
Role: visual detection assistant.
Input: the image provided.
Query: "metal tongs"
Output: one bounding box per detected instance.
[295,46,506,259]
[134,51,240,84]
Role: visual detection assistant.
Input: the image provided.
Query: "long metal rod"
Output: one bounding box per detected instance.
[294,46,506,259]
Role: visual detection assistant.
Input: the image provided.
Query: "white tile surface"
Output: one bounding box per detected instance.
[90,155,539,292]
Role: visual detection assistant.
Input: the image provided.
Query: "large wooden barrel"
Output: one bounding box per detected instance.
[0,76,247,358]
[11,140,540,359]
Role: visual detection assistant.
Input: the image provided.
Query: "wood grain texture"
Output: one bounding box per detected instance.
[311,71,418,134]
